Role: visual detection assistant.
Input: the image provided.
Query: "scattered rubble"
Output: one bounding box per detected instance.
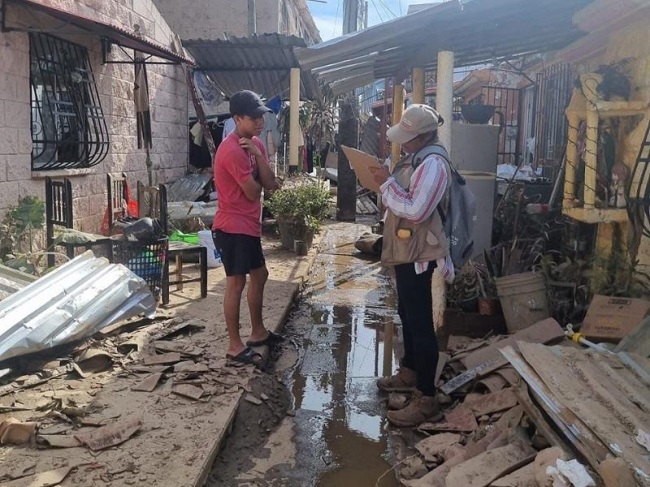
[389,312,650,487]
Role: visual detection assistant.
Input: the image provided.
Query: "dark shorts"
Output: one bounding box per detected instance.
[212,229,265,276]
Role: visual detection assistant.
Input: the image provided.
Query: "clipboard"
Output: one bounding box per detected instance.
[341,145,384,193]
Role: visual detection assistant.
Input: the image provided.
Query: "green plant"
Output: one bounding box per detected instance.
[264,177,330,231]
[0,195,46,274]
[447,261,480,303]
[278,81,339,153]
[589,223,650,297]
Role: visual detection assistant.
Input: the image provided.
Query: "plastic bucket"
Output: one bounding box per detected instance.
[198,230,221,268]
[495,272,549,333]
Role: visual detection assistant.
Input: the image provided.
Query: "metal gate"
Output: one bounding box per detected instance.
[482,86,522,166]
[534,63,574,173]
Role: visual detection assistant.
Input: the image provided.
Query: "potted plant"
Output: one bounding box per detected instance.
[264,176,330,251]
[447,262,480,312]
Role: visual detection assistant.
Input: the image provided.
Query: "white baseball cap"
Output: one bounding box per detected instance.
[387,104,442,144]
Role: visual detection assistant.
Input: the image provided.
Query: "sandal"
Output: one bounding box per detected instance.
[246,331,284,347]
[226,347,264,367]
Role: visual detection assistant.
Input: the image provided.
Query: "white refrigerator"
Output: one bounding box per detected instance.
[450,123,500,258]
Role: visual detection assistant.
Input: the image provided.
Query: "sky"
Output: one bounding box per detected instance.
[307,0,434,42]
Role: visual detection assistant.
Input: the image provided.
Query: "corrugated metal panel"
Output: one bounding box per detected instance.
[5,0,192,64]
[184,34,320,99]
[296,0,595,93]
[0,252,156,362]
[0,265,37,302]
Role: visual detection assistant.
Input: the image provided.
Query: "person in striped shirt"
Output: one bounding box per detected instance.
[373,104,453,428]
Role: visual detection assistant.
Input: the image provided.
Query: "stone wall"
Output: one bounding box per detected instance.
[0,0,188,234]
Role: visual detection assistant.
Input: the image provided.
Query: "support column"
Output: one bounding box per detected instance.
[391,83,405,168]
[584,109,598,208]
[433,51,454,331]
[413,67,425,105]
[563,114,579,208]
[437,51,454,153]
[289,67,300,174]
[337,101,358,221]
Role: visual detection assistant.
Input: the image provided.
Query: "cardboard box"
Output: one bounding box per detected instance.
[581,295,650,342]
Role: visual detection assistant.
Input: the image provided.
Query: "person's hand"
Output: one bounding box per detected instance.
[372,165,391,188]
[239,137,262,157]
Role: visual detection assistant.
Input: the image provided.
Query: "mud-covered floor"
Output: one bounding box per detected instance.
[208,222,402,487]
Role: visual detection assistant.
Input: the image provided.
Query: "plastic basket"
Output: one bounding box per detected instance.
[113,237,168,298]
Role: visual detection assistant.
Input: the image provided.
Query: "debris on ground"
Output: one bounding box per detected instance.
[389,314,650,487]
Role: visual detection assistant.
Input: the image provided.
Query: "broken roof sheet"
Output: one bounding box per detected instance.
[184,34,320,100]
[0,252,156,363]
[0,265,37,302]
[296,0,594,94]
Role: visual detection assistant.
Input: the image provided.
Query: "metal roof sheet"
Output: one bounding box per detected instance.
[0,252,156,363]
[184,34,320,99]
[0,265,37,302]
[296,0,594,94]
[4,0,192,64]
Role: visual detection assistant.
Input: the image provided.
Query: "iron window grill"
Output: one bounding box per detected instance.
[30,32,109,170]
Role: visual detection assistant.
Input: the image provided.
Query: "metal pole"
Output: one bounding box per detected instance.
[343,0,359,34]
[248,0,256,35]
[289,67,300,173]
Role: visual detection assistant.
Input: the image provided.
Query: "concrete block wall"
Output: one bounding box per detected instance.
[152,0,318,43]
[0,0,188,236]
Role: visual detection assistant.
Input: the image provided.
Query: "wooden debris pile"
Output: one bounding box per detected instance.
[392,316,650,487]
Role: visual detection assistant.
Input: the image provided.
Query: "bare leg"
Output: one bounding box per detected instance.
[247,265,269,342]
[224,274,247,356]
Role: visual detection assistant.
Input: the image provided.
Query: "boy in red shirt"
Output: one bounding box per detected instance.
[212,91,281,366]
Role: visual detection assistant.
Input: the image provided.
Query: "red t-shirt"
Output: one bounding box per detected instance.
[212,133,266,237]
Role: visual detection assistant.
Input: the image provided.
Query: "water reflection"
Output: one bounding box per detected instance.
[287,226,401,486]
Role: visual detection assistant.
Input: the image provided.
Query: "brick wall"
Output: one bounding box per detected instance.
[0,0,188,235]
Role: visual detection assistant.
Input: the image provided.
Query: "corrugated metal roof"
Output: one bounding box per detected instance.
[184,34,320,99]
[296,0,594,95]
[0,252,156,363]
[0,265,37,302]
[5,0,192,64]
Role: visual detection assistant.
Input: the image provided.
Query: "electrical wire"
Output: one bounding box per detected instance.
[369,0,385,23]
[375,0,398,18]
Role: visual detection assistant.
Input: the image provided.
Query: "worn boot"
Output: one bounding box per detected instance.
[386,392,442,427]
[387,392,411,410]
[376,367,417,393]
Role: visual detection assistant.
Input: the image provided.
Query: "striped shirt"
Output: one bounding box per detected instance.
[380,153,455,282]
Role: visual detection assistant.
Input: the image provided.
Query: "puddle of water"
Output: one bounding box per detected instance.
[286,225,402,486]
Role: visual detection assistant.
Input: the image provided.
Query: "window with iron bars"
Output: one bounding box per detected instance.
[30,32,109,170]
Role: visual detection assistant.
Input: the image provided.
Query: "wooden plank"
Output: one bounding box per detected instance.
[618,352,650,387]
[143,352,182,365]
[462,318,565,369]
[464,388,518,417]
[517,343,650,477]
[500,346,609,469]
[615,316,650,356]
[513,383,573,454]
[445,444,535,487]
[419,404,478,433]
